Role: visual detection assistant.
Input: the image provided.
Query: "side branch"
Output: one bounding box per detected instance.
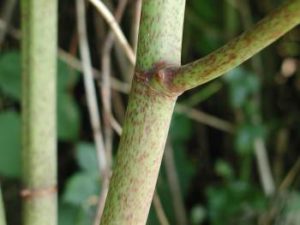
[169,0,300,92]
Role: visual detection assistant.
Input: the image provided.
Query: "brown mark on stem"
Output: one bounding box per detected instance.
[135,61,183,98]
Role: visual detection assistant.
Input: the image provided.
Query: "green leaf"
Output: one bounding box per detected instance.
[57,93,80,141]
[170,113,192,142]
[75,142,99,173]
[191,205,206,225]
[0,52,21,100]
[63,172,99,206]
[235,124,265,155]
[224,67,260,108]
[215,160,234,180]
[57,60,80,92]
[206,181,267,225]
[0,111,21,178]
[59,202,92,225]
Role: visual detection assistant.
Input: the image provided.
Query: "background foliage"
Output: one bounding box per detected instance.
[0,0,299,224]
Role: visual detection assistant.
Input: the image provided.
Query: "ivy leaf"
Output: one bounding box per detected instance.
[63,172,99,206]
[75,142,99,173]
[57,93,80,141]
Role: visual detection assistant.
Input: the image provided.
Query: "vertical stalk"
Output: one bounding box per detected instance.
[21,0,57,224]
[0,185,7,225]
[100,0,186,224]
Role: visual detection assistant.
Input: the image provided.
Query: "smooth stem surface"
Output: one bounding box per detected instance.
[100,0,186,224]
[21,0,57,224]
[169,0,300,92]
[0,186,6,225]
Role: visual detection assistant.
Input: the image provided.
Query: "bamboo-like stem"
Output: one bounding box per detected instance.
[166,0,300,93]
[0,185,7,225]
[21,0,57,224]
[100,0,186,224]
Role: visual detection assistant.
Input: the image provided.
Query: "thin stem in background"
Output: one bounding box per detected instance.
[76,0,107,175]
[100,0,128,169]
[175,104,235,133]
[21,0,58,224]
[93,1,129,223]
[164,142,188,225]
[0,185,7,225]
[237,0,275,196]
[0,0,17,47]
[279,157,300,191]
[58,49,130,94]
[153,192,170,225]
[88,0,136,64]
[131,0,142,53]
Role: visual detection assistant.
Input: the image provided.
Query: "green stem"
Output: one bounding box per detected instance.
[100,0,186,224]
[0,185,7,225]
[168,0,300,93]
[21,0,57,224]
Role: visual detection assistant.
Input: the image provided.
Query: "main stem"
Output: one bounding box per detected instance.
[21,0,57,225]
[100,1,186,224]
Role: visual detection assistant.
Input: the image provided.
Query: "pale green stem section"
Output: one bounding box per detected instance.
[100,0,186,224]
[0,186,7,225]
[21,0,57,224]
[170,0,300,92]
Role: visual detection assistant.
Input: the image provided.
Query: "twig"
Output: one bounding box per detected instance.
[100,0,128,168]
[93,174,110,225]
[88,0,136,64]
[164,142,188,225]
[93,1,128,224]
[58,49,130,93]
[175,104,235,133]
[279,157,300,191]
[238,0,275,196]
[254,138,276,196]
[0,0,17,47]
[131,0,142,53]
[76,0,107,174]
[0,185,7,225]
[153,192,170,225]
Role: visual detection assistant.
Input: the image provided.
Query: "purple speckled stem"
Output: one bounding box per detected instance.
[100,0,300,224]
[169,0,300,92]
[100,0,186,224]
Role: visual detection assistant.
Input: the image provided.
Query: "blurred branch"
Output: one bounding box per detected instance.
[88,0,136,64]
[254,138,275,196]
[0,0,17,47]
[279,157,300,191]
[93,1,128,224]
[76,0,107,174]
[0,185,7,225]
[131,0,142,53]
[58,49,130,93]
[237,0,275,196]
[100,0,128,168]
[153,192,170,225]
[175,104,235,133]
[164,142,188,225]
